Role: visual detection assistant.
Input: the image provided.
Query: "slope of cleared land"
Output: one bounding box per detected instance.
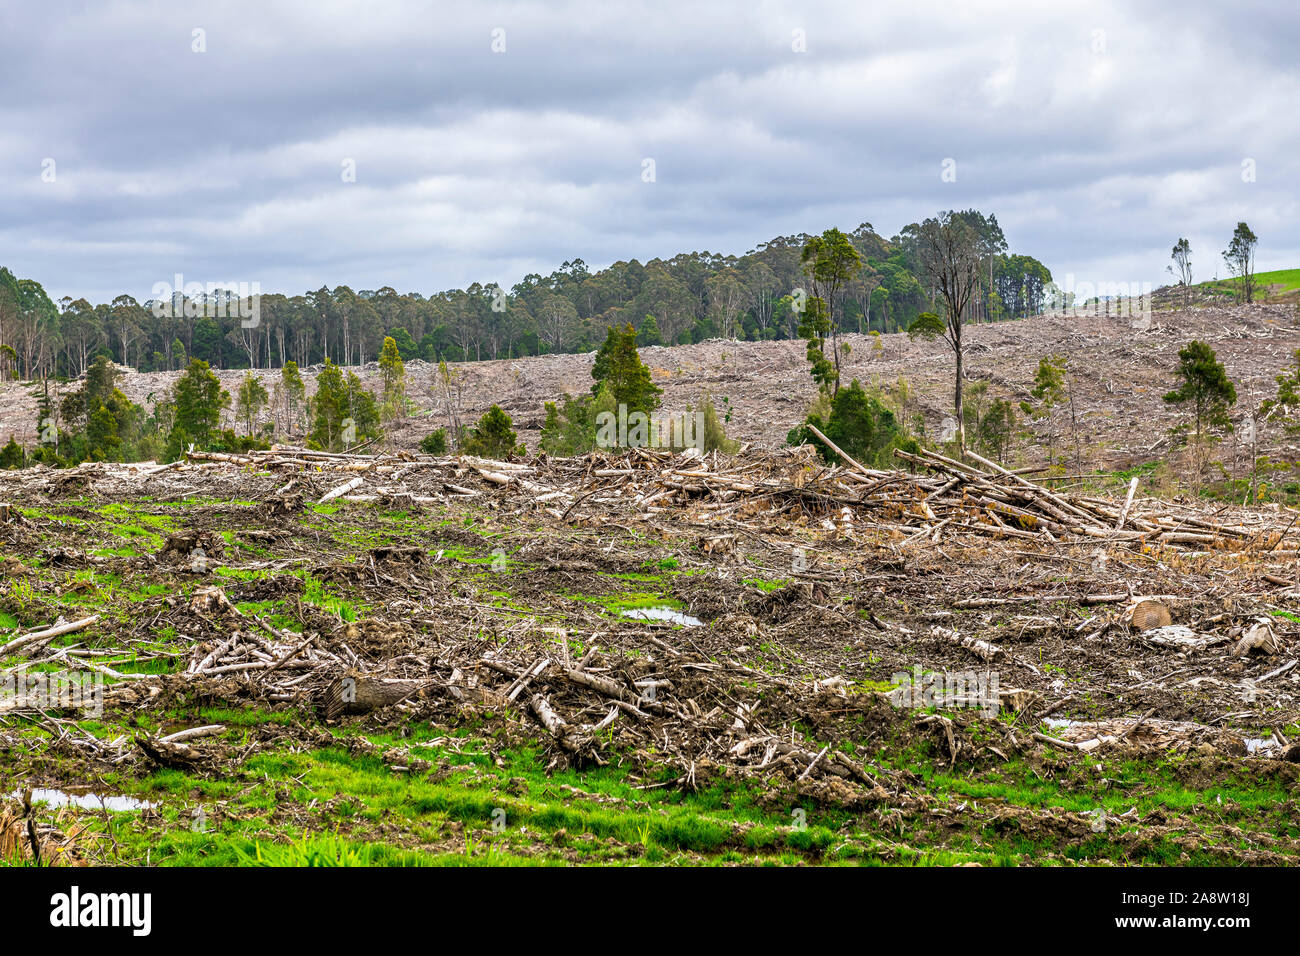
[1,444,1298,866]
[0,303,1297,474]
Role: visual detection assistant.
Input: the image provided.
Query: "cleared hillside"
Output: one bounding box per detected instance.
[1,301,1296,472]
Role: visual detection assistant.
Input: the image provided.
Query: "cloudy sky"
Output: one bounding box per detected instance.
[2,0,1297,304]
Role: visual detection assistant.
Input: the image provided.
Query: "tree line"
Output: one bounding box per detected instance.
[0,211,1052,381]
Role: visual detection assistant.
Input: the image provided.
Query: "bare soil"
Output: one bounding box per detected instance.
[3,303,1297,469]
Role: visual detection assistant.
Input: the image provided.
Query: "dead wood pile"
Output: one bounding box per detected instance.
[3,443,1297,798]
[169,443,1296,555]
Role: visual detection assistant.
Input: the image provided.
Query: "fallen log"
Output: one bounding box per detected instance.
[0,615,100,657]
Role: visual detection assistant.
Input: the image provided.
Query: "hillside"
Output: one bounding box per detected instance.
[1152,269,1300,310]
[1,301,1297,473]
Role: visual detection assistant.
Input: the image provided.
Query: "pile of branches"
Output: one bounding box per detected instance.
[2,442,1293,561]
[90,583,918,799]
[178,442,1297,556]
[884,446,1284,550]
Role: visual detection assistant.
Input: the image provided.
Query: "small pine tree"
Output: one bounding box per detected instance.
[419,428,448,455]
[236,371,269,436]
[978,398,1018,463]
[378,335,407,422]
[1021,355,1067,463]
[1163,340,1238,446]
[310,360,381,451]
[54,357,144,462]
[166,359,230,459]
[310,361,345,450]
[462,405,524,459]
[344,371,380,446]
[0,436,25,469]
[280,361,306,436]
[591,323,662,416]
[87,405,122,461]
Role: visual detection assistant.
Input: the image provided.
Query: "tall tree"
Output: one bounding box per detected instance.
[536,294,578,354]
[705,269,746,340]
[1168,238,1193,309]
[800,228,861,391]
[908,212,983,451]
[1223,222,1258,304]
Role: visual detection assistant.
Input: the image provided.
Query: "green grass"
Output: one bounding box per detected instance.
[1249,268,1300,293]
[1194,268,1300,298]
[743,576,789,593]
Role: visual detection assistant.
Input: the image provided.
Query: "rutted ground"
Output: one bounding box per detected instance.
[1,447,1298,866]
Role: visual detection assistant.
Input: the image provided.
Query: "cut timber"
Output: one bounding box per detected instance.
[1232,618,1281,657]
[529,694,586,752]
[805,424,874,480]
[1116,476,1139,531]
[933,626,1002,662]
[0,615,100,656]
[964,449,1100,526]
[319,477,365,503]
[135,734,203,769]
[322,674,433,720]
[189,586,234,615]
[1127,600,1173,631]
[159,724,226,744]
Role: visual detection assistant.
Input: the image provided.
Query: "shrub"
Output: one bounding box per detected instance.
[461,405,524,459]
[694,393,738,454]
[0,436,25,469]
[789,380,918,467]
[419,428,448,455]
[540,385,616,456]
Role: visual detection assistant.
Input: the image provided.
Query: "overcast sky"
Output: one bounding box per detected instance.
[2,0,1297,304]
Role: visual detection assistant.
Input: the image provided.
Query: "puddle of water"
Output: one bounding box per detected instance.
[619,606,703,627]
[1042,718,1078,730]
[11,788,154,811]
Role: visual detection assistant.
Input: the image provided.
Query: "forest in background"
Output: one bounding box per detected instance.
[0,210,1051,380]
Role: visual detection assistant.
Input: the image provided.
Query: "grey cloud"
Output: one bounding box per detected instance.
[1,0,1297,303]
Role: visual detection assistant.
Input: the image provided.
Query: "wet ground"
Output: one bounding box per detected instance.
[1,451,1298,866]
